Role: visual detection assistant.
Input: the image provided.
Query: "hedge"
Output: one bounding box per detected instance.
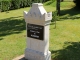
[0,0,11,12]
[0,0,49,12]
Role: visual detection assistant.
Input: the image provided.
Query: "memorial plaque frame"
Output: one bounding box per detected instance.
[27,23,44,40]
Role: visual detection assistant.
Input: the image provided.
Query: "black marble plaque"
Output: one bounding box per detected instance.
[27,23,44,40]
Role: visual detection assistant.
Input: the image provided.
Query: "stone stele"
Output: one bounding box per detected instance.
[24,3,52,60]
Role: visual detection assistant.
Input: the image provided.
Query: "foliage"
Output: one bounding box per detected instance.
[52,11,59,28]
[73,0,80,8]
[51,0,56,2]
[10,0,21,9]
[0,0,49,12]
[0,1,1,11]
[52,11,60,22]
[0,1,80,60]
[0,0,11,12]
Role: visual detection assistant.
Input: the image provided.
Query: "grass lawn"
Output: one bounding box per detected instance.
[0,1,80,60]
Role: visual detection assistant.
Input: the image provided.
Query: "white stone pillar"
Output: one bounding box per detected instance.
[24,3,52,60]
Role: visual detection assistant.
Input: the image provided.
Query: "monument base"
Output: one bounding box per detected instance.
[25,48,51,60]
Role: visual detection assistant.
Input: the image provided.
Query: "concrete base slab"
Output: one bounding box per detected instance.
[25,48,51,60]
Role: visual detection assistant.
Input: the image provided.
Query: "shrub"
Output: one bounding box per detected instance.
[10,0,21,9]
[27,0,32,7]
[0,0,50,12]
[52,11,59,22]
[0,1,1,11]
[52,11,60,28]
[1,0,11,12]
[20,0,27,8]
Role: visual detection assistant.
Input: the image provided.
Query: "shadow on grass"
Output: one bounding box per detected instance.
[0,38,3,40]
[44,1,53,5]
[61,7,80,15]
[59,7,80,20]
[0,16,26,38]
[51,42,80,60]
[50,22,55,25]
[19,57,28,60]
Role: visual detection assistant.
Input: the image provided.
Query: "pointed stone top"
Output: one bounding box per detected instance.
[32,3,43,7]
[24,3,52,26]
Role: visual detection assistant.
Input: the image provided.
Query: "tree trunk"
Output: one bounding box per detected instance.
[56,0,60,15]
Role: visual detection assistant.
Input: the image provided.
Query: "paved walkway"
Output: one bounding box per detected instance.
[12,55,28,60]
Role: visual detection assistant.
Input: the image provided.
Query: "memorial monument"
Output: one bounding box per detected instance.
[24,3,52,60]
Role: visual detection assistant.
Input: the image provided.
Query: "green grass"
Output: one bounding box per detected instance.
[50,20,80,59]
[0,7,30,60]
[0,1,80,60]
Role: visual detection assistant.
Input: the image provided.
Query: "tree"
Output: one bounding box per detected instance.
[74,0,80,8]
[56,0,60,15]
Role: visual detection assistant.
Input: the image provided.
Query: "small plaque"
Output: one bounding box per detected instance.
[27,23,44,40]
